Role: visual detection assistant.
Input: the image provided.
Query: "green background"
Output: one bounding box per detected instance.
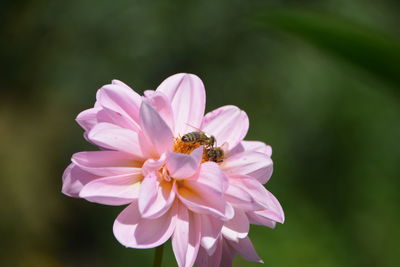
[1,0,399,266]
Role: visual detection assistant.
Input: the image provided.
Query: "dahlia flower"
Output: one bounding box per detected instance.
[62,73,284,267]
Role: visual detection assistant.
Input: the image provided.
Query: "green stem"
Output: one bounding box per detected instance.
[153,244,164,267]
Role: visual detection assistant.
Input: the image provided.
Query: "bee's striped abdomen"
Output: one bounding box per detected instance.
[182,132,202,142]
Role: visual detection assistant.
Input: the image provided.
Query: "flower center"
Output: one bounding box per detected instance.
[173,137,224,163]
[173,137,202,154]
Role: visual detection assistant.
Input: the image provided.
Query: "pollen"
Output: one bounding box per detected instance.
[173,137,210,162]
[173,137,200,154]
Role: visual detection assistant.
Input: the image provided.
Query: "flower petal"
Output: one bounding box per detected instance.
[79,173,142,205]
[202,105,249,148]
[166,146,203,179]
[96,108,140,132]
[72,151,142,176]
[222,151,273,184]
[178,185,225,221]
[246,211,277,229]
[255,193,285,223]
[233,177,284,223]
[221,239,236,267]
[195,239,223,267]
[227,237,263,263]
[190,162,228,194]
[177,186,224,219]
[227,176,270,210]
[62,163,99,197]
[177,162,231,219]
[199,215,224,253]
[138,130,159,159]
[138,173,176,219]
[113,200,177,249]
[177,185,230,220]
[172,204,201,267]
[111,79,132,90]
[156,73,206,136]
[241,140,272,156]
[97,83,142,126]
[229,140,272,157]
[145,90,175,133]
[222,209,249,242]
[224,180,263,211]
[263,200,285,223]
[139,101,174,156]
[138,172,158,215]
[76,107,100,132]
[141,155,166,177]
[87,123,145,158]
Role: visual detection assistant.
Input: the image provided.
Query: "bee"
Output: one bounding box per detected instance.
[181,131,216,147]
[205,147,224,163]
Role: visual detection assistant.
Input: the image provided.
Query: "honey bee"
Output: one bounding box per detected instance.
[181,131,216,147]
[205,147,224,163]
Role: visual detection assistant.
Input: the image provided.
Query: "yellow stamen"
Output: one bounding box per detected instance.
[173,137,201,154]
[173,137,210,162]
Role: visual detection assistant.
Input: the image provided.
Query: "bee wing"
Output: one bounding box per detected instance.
[185,122,202,132]
[220,141,229,151]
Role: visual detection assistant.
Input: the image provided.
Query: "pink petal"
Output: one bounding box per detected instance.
[97,83,142,126]
[138,173,176,219]
[227,237,263,263]
[138,130,159,159]
[234,178,284,225]
[190,162,228,194]
[220,239,236,267]
[76,107,100,132]
[143,90,155,97]
[79,173,142,205]
[177,163,231,219]
[113,200,177,249]
[260,191,285,223]
[172,204,201,267]
[96,108,140,132]
[87,123,145,158]
[156,73,206,136]
[224,203,235,222]
[139,101,174,156]
[199,215,224,253]
[72,151,142,176]
[241,140,272,156]
[62,163,99,197]
[222,151,273,184]
[141,155,166,177]
[177,185,226,220]
[246,211,277,229]
[229,140,272,157]
[138,172,157,214]
[224,181,263,211]
[166,146,203,179]
[111,79,132,90]
[239,177,284,223]
[195,237,223,267]
[144,90,175,132]
[222,209,249,242]
[228,176,270,209]
[202,105,249,148]
[228,175,283,224]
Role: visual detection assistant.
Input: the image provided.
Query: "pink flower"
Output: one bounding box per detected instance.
[62,73,284,267]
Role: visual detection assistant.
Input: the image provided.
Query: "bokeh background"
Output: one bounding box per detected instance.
[1,0,400,266]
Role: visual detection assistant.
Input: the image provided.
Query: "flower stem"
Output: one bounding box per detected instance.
[153,244,164,267]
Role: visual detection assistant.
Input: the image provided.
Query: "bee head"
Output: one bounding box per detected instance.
[209,135,216,146]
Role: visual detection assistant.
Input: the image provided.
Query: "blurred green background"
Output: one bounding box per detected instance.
[1,0,400,266]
